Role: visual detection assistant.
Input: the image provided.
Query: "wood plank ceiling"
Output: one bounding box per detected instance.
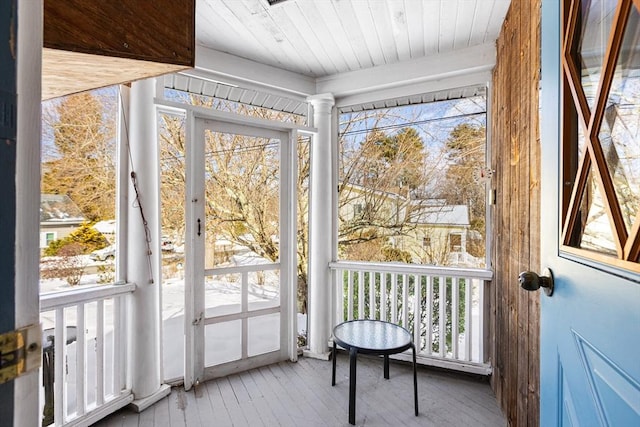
[197,0,511,78]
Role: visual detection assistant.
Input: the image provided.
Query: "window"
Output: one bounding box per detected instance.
[561,0,640,269]
[45,232,55,246]
[353,203,363,219]
[338,93,487,267]
[449,233,462,252]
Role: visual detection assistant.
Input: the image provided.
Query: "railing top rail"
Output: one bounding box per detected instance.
[205,262,280,276]
[329,260,493,280]
[40,282,136,312]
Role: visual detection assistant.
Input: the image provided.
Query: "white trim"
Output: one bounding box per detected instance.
[64,392,134,427]
[195,45,316,98]
[485,80,493,270]
[129,384,171,413]
[335,71,492,110]
[285,130,299,362]
[318,43,496,98]
[14,1,43,425]
[155,98,317,134]
[116,85,130,283]
[184,110,203,390]
[329,261,493,280]
[40,283,135,311]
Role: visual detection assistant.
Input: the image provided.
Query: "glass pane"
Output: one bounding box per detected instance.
[597,6,640,235]
[338,96,487,268]
[577,169,618,255]
[205,321,242,366]
[248,314,280,357]
[577,0,617,111]
[204,131,280,270]
[159,111,186,382]
[205,272,241,317]
[248,270,280,311]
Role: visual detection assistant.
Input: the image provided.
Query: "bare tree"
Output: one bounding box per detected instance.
[42,91,116,221]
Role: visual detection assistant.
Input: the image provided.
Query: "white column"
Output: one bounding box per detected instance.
[14,1,42,426]
[126,78,170,410]
[307,93,335,357]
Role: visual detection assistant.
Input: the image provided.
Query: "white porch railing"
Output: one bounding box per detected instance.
[40,283,135,427]
[329,261,493,374]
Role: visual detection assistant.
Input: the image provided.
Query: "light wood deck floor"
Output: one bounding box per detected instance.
[94,354,506,427]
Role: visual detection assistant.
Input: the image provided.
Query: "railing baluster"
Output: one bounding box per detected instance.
[114,295,123,394]
[347,271,354,321]
[452,278,459,359]
[414,275,422,352]
[464,277,472,361]
[77,303,86,416]
[97,300,105,405]
[438,276,446,358]
[381,273,387,322]
[336,269,344,323]
[242,271,248,359]
[402,274,409,328]
[391,273,397,323]
[358,271,364,320]
[368,271,375,320]
[427,275,433,356]
[54,307,67,424]
[478,279,485,363]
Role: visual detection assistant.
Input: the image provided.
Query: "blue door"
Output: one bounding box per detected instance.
[540,0,640,425]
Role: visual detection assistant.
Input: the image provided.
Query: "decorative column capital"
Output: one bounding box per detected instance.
[307,93,335,114]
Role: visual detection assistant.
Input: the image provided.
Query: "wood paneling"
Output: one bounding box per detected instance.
[42,0,195,99]
[197,0,510,78]
[44,0,194,65]
[490,0,541,426]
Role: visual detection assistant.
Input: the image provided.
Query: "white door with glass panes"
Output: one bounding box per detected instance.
[537,1,640,425]
[185,117,297,389]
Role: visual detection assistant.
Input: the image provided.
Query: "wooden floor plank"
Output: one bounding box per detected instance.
[152,396,171,427]
[93,356,507,427]
[228,374,264,426]
[248,365,298,427]
[203,379,233,426]
[192,382,215,425]
[217,377,249,426]
[167,388,187,427]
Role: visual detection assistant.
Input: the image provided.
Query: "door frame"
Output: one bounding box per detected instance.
[184,110,300,389]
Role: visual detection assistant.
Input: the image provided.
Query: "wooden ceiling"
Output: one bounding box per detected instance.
[196,0,511,78]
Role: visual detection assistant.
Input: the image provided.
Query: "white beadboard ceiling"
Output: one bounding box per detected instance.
[196,0,511,78]
[168,0,510,114]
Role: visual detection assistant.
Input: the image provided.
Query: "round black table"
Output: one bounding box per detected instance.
[331,319,418,425]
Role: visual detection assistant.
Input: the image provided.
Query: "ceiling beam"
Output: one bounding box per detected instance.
[195,45,316,98]
[335,70,492,109]
[316,43,496,98]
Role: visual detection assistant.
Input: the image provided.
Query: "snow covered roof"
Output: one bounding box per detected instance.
[411,204,469,227]
[40,194,84,224]
[93,219,116,234]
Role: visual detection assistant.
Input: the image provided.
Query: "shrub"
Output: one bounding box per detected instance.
[42,243,86,286]
[44,223,109,256]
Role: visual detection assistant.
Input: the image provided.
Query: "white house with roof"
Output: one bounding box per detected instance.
[39,194,85,250]
[401,201,479,267]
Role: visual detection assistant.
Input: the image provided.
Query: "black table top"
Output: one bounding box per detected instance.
[333,319,413,355]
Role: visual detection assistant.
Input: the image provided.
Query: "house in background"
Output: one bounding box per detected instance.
[402,202,479,267]
[39,194,85,251]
